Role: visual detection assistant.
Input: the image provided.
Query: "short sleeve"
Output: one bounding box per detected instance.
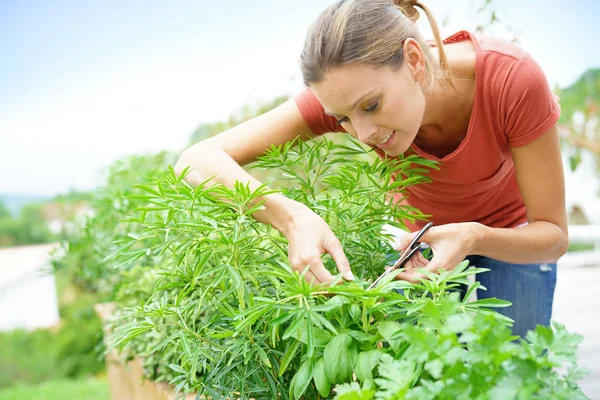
[294,89,346,135]
[502,54,561,147]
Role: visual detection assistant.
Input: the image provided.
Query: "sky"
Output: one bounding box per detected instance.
[1,0,599,201]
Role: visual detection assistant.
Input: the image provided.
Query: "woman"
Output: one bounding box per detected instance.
[175,0,567,337]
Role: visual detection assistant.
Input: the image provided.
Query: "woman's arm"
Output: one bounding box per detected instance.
[470,123,568,263]
[395,124,568,282]
[174,98,353,283]
[175,98,316,235]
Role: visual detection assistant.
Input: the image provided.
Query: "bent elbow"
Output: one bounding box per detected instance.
[174,145,205,179]
[174,151,192,179]
[560,232,569,258]
[554,230,569,260]
[173,146,219,187]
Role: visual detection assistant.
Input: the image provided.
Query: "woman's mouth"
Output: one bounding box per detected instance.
[374,130,396,149]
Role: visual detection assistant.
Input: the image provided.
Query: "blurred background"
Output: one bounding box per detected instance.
[1,0,599,398]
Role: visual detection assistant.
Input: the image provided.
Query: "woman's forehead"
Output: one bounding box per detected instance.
[312,64,404,112]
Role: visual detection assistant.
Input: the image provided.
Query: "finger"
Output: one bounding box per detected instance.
[394,226,436,250]
[393,232,415,251]
[324,237,354,281]
[422,257,447,275]
[307,256,334,284]
[395,255,430,282]
[415,251,430,268]
[398,258,418,271]
[391,254,417,280]
[290,257,323,286]
[395,270,422,283]
[302,269,322,286]
[403,257,447,283]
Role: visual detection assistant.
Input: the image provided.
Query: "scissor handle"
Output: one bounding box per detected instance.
[367,222,433,290]
[407,222,433,251]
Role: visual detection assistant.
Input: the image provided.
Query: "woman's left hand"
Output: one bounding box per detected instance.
[392,222,483,283]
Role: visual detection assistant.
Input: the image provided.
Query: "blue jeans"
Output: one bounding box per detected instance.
[463,255,557,338]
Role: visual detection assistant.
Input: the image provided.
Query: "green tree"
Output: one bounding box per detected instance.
[556,68,600,173]
[558,68,600,125]
[0,200,11,219]
[16,203,54,245]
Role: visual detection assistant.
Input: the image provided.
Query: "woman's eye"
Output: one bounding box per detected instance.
[364,102,379,114]
[335,102,378,126]
[336,117,349,126]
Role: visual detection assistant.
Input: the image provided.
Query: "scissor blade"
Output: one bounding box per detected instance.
[367,245,421,290]
[367,268,392,290]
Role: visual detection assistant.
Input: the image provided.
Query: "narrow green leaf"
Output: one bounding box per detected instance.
[279,340,301,376]
[283,313,305,340]
[255,345,273,369]
[467,298,512,308]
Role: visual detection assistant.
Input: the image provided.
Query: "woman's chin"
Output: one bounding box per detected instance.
[381,144,406,157]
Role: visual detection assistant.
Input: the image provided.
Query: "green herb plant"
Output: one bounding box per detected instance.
[51,151,176,298]
[107,137,588,399]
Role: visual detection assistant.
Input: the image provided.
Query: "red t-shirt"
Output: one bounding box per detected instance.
[294,31,561,230]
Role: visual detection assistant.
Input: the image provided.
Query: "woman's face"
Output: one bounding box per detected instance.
[310,54,426,156]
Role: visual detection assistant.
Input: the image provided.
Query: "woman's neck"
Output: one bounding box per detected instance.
[421,40,477,134]
[413,42,477,157]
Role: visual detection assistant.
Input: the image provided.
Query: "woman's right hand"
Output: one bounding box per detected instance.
[284,204,354,285]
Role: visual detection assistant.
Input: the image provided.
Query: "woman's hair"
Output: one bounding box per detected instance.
[299,0,452,89]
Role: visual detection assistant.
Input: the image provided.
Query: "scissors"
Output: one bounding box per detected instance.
[368,222,433,290]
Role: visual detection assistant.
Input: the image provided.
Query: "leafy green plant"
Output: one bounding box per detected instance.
[0,378,109,400]
[13,151,178,390]
[0,328,58,388]
[0,297,104,389]
[105,137,587,399]
[0,201,55,248]
[333,315,588,400]
[51,151,177,298]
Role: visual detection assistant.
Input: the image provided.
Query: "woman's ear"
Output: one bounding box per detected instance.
[402,38,425,83]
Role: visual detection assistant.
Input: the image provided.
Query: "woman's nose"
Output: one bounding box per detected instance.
[353,120,378,143]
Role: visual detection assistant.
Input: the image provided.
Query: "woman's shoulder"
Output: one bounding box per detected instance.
[465,33,559,147]
[442,30,530,61]
[460,30,550,93]
[441,30,537,81]
[473,32,531,61]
